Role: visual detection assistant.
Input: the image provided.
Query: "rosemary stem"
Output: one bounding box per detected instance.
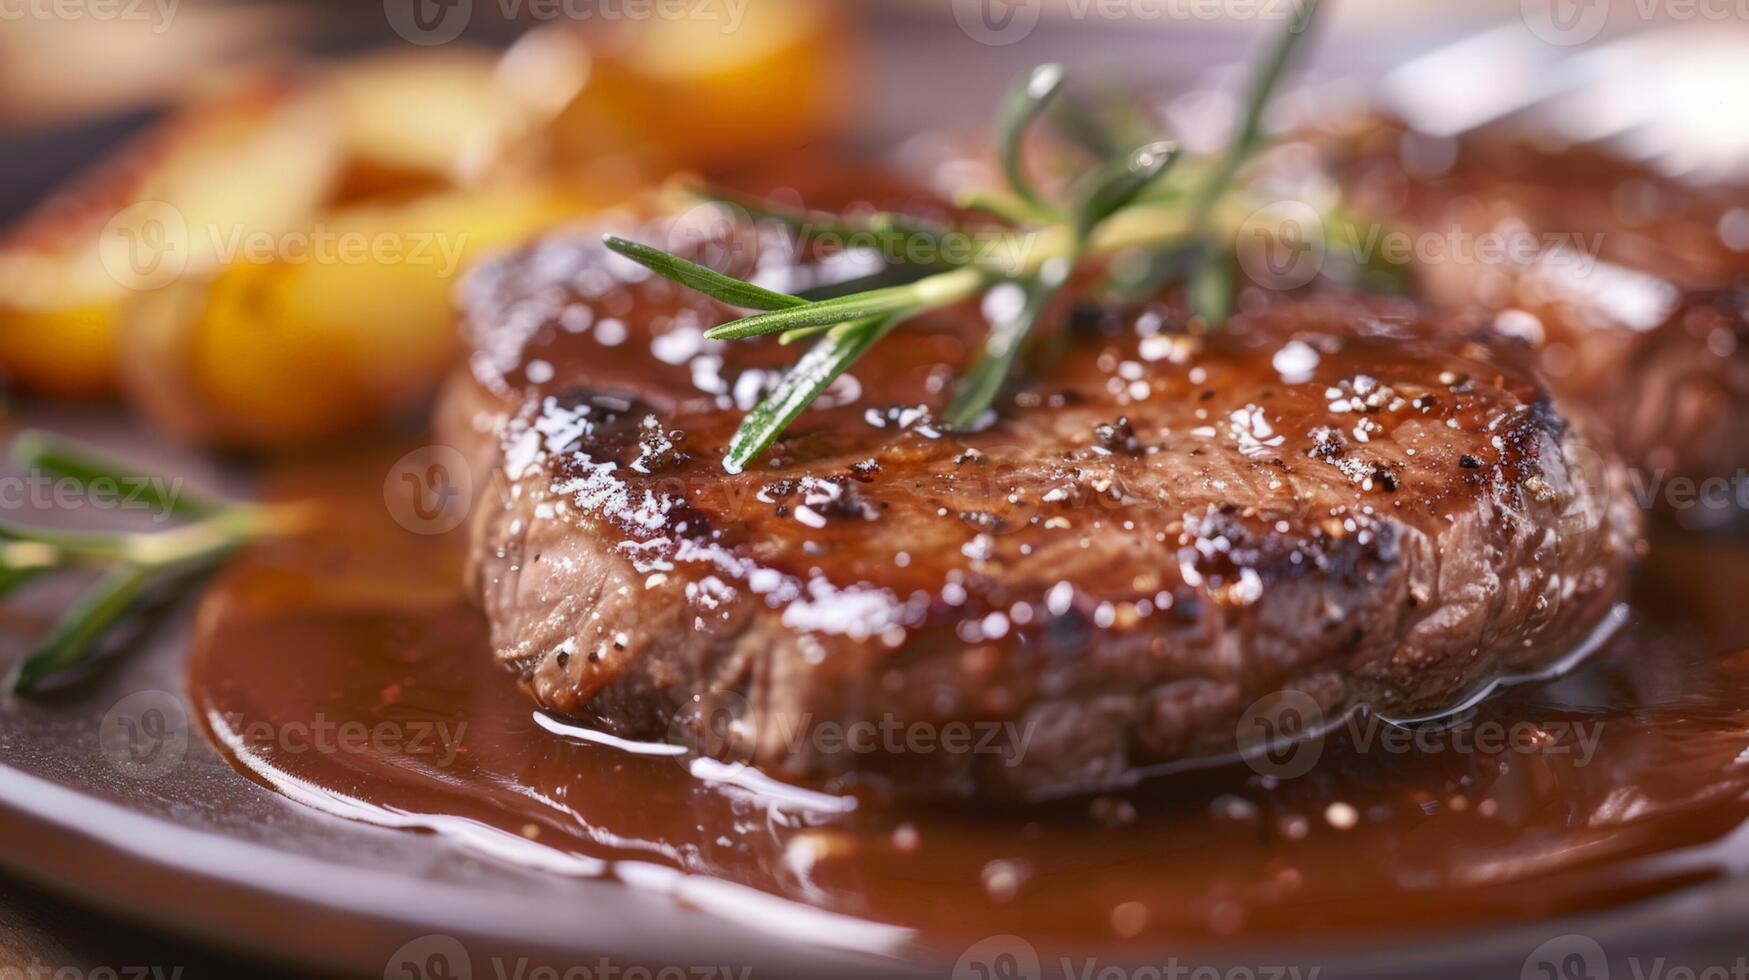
[954,188,1061,227]
[1,542,62,574]
[981,194,1262,283]
[120,501,316,568]
[0,522,134,561]
[705,265,991,340]
[977,207,1182,280]
[0,542,59,603]
[910,265,991,306]
[4,498,315,693]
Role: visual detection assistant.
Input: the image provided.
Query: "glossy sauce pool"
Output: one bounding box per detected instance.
[188,446,1749,958]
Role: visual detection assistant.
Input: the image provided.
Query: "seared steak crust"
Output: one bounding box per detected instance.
[440,206,1641,798]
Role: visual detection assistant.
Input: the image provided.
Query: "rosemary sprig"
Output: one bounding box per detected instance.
[2,432,300,693]
[603,5,1323,471]
[1071,140,1183,240]
[946,139,1183,430]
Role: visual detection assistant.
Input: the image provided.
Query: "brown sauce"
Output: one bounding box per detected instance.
[188,445,1749,957]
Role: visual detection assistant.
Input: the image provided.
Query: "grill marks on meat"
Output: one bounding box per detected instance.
[440,211,1641,799]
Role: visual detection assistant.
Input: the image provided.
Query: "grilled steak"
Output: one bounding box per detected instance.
[904,119,1749,525]
[1608,288,1749,527]
[439,196,1641,799]
[1319,120,1749,524]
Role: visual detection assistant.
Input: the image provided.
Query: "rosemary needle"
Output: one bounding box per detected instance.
[997,64,1068,211]
[1190,0,1321,228]
[603,236,805,311]
[6,563,175,692]
[723,315,901,473]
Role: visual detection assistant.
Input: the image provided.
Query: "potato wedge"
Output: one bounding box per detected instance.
[326,48,501,200]
[119,181,611,448]
[0,77,340,397]
[489,0,852,180]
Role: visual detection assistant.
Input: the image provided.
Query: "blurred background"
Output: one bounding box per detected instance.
[6,0,1749,184]
[1,0,1745,450]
